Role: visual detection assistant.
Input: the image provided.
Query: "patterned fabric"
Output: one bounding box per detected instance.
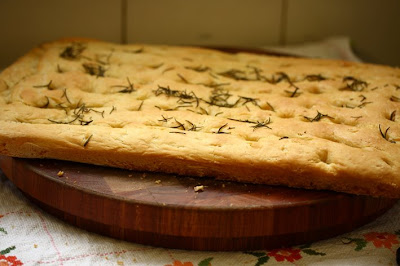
[0,170,399,266]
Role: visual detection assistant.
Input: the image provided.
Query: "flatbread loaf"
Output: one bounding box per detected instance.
[0,38,399,198]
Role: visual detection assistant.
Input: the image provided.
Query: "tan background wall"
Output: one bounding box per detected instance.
[0,0,399,69]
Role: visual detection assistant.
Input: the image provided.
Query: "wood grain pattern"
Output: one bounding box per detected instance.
[0,156,397,251]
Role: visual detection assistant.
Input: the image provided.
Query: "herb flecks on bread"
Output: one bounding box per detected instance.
[0,39,399,198]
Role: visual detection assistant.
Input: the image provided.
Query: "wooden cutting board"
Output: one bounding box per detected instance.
[0,156,397,251]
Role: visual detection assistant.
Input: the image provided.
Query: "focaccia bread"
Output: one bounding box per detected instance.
[0,38,399,198]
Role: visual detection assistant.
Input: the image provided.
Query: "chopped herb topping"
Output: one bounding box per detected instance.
[83,134,93,147]
[60,43,86,60]
[61,88,71,103]
[390,95,400,102]
[340,76,368,91]
[218,69,248,81]
[171,119,185,130]
[379,124,396,143]
[177,73,189,83]
[266,102,275,112]
[158,115,173,122]
[304,74,327,82]
[214,123,232,134]
[33,80,54,90]
[111,77,135,93]
[304,111,333,122]
[390,111,396,121]
[185,65,210,72]
[82,63,106,77]
[137,101,144,111]
[110,106,116,114]
[186,120,202,131]
[40,96,50,108]
[285,85,301,97]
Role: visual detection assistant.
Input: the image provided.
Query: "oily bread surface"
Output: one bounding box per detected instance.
[0,38,400,198]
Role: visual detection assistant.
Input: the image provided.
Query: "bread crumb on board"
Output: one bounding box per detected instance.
[194,185,205,192]
[57,171,64,177]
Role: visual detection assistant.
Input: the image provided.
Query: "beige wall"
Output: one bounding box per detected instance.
[0,0,399,69]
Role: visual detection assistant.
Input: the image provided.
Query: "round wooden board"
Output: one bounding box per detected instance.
[0,156,397,251]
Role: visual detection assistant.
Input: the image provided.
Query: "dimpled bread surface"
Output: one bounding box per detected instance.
[0,38,399,198]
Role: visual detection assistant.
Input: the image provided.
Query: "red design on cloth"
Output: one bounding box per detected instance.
[165,260,193,266]
[364,232,400,249]
[0,255,23,266]
[267,248,302,262]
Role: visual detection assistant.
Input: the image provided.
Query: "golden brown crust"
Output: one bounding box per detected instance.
[1,39,400,198]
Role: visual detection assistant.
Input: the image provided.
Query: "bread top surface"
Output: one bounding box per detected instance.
[1,39,400,198]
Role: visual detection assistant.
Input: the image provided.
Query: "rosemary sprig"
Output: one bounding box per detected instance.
[357,101,372,108]
[390,111,396,122]
[60,43,86,60]
[162,67,175,74]
[154,85,199,107]
[56,103,69,115]
[79,119,93,126]
[204,88,236,108]
[111,77,135,93]
[40,96,50,108]
[304,111,333,122]
[379,124,396,143]
[171,119,185,130]
[251,118,272,131]
[158,115,172,122]
[199,107,209,115]
[390,95,400,102]
[177,73,189,83]
[88,109,105,118]
[61,88,71,103]
[267,102,275,112]
[285,85,301,97]
[238,95,260,107]
[48,116,80,124]
[218,69,248,81]
[227,117,272,130]
[186,120,202,131]
[340,76,368,91]
[267,72,292,84]
[214,123,232,134]
[83,134,93,147]
[185,65,210,72]
[57,64,64,73]
[247,66,264,81]
[33,80,54,90]
[82,63,106,77]
[304,74,327,82]
[137,100,144,111]
[359,95,367,102]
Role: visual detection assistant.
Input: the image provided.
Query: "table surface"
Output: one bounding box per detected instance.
[1,37,399,266]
